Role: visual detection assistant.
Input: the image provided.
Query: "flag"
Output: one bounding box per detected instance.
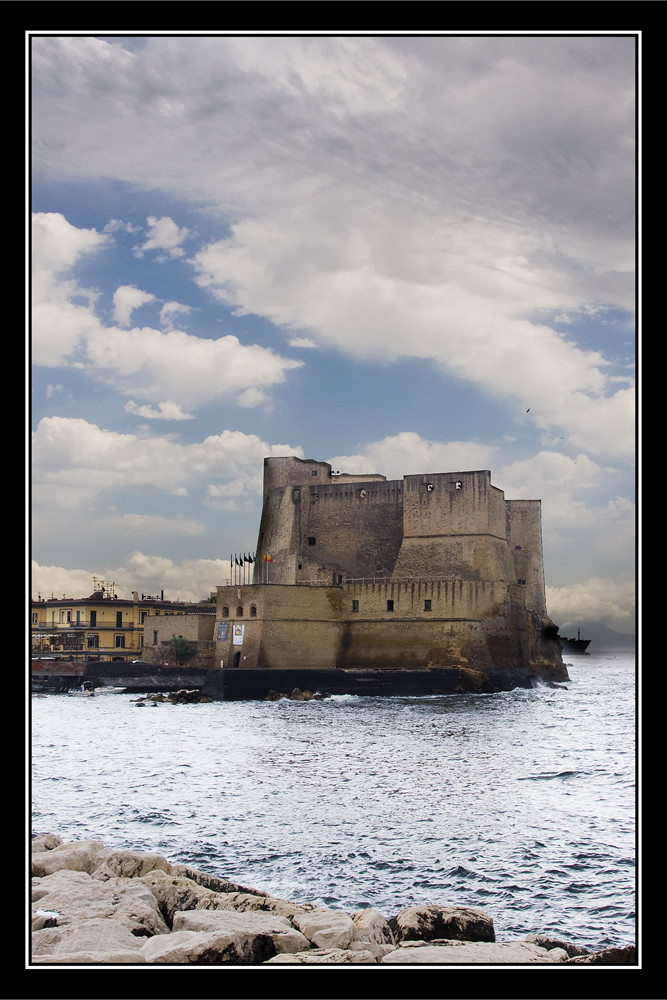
[263,554,273,563]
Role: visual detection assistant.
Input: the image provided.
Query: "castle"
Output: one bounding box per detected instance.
[206,457,567,700]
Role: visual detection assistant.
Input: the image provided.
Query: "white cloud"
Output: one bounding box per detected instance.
[104,513,205,536]
[546,577,635,635]
[135,215,190,258]
[160,301,195,330]
[124,400,195,421]
[288,337,318,349]
[32,213,304,410]
[112,285,158,327]
[31,555,231,604]
[328,432,499,482]
[32,416,302,498]
[31,38,635,460]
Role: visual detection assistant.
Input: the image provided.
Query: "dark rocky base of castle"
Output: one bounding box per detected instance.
[206,664,569,701]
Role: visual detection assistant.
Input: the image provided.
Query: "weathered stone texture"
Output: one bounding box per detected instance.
[30,836,635,966]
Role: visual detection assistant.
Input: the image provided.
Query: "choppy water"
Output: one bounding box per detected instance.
[31,649,636,951]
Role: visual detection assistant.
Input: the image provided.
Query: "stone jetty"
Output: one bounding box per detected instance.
[31,835,636,966]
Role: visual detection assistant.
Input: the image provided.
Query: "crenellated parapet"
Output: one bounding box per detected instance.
[221,456,566,695]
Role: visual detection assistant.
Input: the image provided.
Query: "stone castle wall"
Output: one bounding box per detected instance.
[211,457,561,680]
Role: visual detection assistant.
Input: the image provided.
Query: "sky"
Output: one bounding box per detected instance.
[30,32,637,635]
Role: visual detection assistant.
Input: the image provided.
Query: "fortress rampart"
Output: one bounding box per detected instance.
[207,457,566,698]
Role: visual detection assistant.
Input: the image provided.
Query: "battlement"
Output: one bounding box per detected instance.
[212,458,564,694]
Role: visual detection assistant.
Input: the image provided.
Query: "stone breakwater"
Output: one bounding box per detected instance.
[31,835,636,966]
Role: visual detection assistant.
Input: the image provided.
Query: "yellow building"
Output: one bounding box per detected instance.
[30,583,197,663]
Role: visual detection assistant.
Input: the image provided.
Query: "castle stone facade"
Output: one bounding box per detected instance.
[208,457,566,699]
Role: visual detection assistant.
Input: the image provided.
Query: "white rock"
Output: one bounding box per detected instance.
[92,848,172,881]
[29,874,169,936]
[264,947,377,964]
[31,839,111,878]
[31,833,63,853]
[292,909,355,950]
[32,869,93,902]
[138,870,220,921]
[172,909,311,954]
[381,940,565,963]
[32,950,146,964]
[140,928,274,965]
[351,907,395,945]
[32,918,146,959]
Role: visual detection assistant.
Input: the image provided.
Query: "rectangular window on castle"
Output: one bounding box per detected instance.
[387,600,394,612]
[352,600,359,612]
[424,599,432,611]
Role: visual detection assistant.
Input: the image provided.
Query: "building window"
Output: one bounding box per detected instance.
[308,537,316,546]
[292,488,300,501]
[352,600,359,612]
[250,605,257,617]
[236,606,243,617]
[387,600,394,612]
[116,611,123,627]
[153,631,158,645]
[424,599,432,611]
[518,579,526,585]
[90,610,96,627]
[222,606,229,617]
[86,635,98,649]
[115,634,125,648]
[311,470,318,476]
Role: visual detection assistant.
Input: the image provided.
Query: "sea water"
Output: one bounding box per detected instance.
[30,648,636,951]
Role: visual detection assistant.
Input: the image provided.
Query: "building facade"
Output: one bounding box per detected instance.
[208,458,566,698]
[30,584,206,663]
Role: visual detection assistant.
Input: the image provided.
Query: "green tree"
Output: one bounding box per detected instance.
[163,635,197,665]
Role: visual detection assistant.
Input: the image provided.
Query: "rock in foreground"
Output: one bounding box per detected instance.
[30,835,636,966]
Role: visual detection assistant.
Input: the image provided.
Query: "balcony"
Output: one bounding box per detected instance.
[33,621,137,630]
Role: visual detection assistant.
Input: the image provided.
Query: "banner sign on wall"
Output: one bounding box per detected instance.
[233,624,245,645]
[217,622,229,641]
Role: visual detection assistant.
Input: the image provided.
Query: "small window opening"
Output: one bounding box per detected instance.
[352,600,359,612]
[424,599,432,611]
[236,606,243,616]
[250,605,257,617]
[308,537,316,546]
[387,600,394,612]
[222,606,229,617]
